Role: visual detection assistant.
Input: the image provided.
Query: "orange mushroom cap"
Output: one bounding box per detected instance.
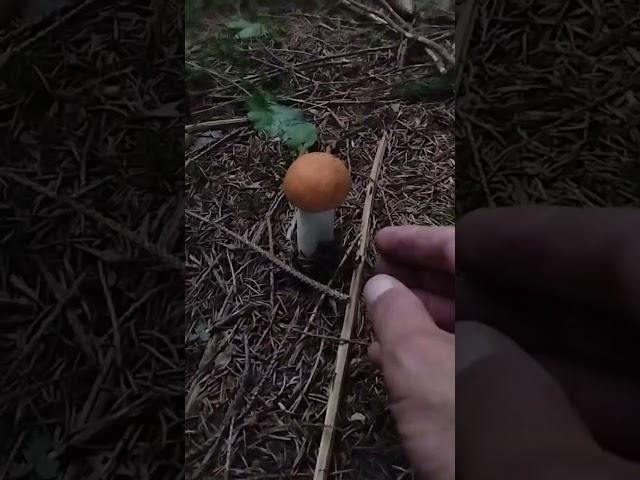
[282,152,351,212]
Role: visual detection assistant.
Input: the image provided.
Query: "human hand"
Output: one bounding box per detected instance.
[363,226,455,480]
[456,207,640,479]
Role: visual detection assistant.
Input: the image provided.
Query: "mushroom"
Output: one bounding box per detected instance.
[282,152,351,257]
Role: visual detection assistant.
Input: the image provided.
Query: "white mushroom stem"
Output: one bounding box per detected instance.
[296,209,335,257]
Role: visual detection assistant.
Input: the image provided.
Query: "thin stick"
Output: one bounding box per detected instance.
[378,0,413,29]
[185,118,249,134]
[223,418,235,480]
[186,129,243,169]
[186,60,252,96]
[187,211,349,301]
[313,132,388,480]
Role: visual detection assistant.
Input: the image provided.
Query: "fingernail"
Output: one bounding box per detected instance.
[363,274,396,305]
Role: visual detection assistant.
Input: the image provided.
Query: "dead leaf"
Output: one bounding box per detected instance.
[214,344,234,367]
[350,412,366,422]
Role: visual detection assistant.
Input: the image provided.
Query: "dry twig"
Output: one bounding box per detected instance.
[187,211,350,301]
[185,118,249,134]
[314,132,389,480]
[340,0,454,70]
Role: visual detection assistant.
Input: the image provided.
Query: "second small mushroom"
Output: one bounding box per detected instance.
[282,152,351,257]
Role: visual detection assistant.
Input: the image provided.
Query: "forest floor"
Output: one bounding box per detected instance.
[184,1,454,478]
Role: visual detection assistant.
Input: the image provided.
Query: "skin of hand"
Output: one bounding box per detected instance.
[456,207,640,479]
[363,226,455,480]
[364,209,640,479]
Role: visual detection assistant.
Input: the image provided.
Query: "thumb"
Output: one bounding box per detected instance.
[364,274,454,480]
[456,321,638,479]
[364,274,440,350]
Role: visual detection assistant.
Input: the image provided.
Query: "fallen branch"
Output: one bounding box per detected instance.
[340,0,454,70]
[313,132,389,480]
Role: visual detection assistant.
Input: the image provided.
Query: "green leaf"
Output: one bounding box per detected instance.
[246,94,317,152]
[188,321,210,342]
[226,19,268,39]
[269,104,304,123]
[195,322,210,341]
[283,122,317,153]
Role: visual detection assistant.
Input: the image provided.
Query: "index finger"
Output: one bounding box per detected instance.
[376,226,455,274]
[457,206,640,321]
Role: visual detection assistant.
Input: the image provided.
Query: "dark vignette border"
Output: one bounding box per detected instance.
[0,1,184,478]
[456,0,640,476]
[456,0,640,213]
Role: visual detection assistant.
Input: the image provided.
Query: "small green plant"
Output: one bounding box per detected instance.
[226,18,269,39]
[188,321,210,343]
[391,68,455,103]
[246,93,318,154]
